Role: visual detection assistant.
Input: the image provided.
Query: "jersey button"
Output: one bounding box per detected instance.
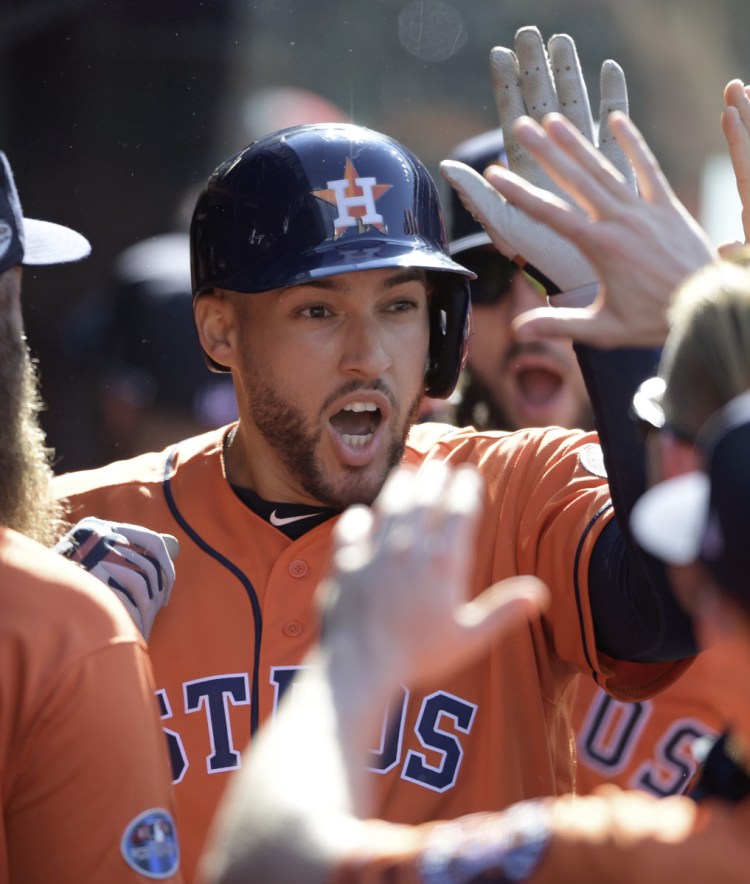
[282,620,303,638]
[289,559,309,578]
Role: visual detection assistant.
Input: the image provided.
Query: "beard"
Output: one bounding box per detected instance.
[0,302,63,545]
[239,365,423,509]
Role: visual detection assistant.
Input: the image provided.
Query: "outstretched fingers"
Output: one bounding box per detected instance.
[511,303,608,346]
[724,78,750,132]
[499,115,630,230]
[597,60,635,188]
[482,160,588,246]
[722,79,750,244]
[607,112,674,204]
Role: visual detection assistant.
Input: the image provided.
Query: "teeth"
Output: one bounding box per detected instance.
[343,402,378,413]
[342,433,374,447]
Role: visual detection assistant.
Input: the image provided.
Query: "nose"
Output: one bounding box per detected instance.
[507,273,546,322]
[338,314,392,378]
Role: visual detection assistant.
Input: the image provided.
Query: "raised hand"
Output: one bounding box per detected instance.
[441,26,633,304]
[483,111,716,348]
[721,78,750,250]
[319,462,548,691]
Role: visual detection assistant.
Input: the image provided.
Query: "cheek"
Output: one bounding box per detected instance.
[467,306,512,377]
[392,311,431,379]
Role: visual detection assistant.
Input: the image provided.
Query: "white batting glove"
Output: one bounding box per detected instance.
[441,26,635,306]
[54,516,179,640]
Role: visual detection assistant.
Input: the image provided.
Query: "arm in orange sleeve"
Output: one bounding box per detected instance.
[332,789,750,884]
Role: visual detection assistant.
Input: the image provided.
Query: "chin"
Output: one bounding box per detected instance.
[345,461,398,506]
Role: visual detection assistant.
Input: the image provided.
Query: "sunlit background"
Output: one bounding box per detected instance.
[2,0,748,468]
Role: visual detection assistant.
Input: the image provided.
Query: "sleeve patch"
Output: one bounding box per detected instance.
[579,443,607,478]
[121,808,179,879]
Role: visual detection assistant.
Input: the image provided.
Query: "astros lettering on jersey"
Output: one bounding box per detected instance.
[573,651,724,797]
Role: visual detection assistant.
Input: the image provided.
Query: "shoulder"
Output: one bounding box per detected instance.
[406,421,600,469]
[53,425,231,500]
[0,527,142,648]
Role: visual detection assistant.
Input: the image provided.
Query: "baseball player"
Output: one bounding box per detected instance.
[446,127,594,434]
[201,384,750,884]
[0,150,181,881]
[200,107,750,884]
[446,127,725,797]
[54,29,699,881]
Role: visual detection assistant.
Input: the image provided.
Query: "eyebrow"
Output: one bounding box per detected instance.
[291,268,427,292]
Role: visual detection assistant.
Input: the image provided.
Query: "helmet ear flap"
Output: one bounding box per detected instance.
[425,279,471,399]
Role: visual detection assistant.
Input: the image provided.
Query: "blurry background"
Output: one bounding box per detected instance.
[2,0,749,469]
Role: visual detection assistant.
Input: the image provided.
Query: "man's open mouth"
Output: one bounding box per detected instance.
[515,366,564,406]
[329,401,383,447]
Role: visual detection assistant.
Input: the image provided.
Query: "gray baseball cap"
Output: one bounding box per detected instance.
[0,150,91,274]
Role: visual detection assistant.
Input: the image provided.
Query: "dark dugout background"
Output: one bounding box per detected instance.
[2,0,749,470]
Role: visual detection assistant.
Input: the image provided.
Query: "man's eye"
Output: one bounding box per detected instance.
[388,299,418,313]
[299,305,332,319]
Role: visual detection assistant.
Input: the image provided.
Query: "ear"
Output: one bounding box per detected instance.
[194,291,237,370]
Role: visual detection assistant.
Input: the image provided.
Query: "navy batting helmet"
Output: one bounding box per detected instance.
[190,122,473,398]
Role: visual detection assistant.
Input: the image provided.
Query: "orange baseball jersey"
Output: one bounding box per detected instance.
[53,422,692,882]
[573,651,724,797]
[330,791,750,883]
[0,526,181,882]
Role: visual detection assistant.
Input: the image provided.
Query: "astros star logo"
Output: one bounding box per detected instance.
[312,158,393,238]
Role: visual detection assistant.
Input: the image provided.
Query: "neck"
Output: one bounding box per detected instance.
[223,421,323,506]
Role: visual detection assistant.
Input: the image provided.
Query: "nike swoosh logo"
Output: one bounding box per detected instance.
[269,509,324,527]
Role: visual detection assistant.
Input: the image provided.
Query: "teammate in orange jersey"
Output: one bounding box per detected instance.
[446,128,594,435]
[54,29,700,881]
[0,150,181,881]
[444,126,726,798]
[198,84,750,884]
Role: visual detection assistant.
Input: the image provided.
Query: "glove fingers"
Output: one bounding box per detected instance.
[112,524,177,585]
[514,26,559,123]
[489,46,532,177]
[548,34,594,140]
[112,543,165,600]
[442,159,594,291]
[114,524,178,565]
[93,559,165,639]
[91,560,152,608]
[598,60,636,188]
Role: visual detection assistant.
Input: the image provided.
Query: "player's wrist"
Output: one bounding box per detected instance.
[418,799,553,882]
